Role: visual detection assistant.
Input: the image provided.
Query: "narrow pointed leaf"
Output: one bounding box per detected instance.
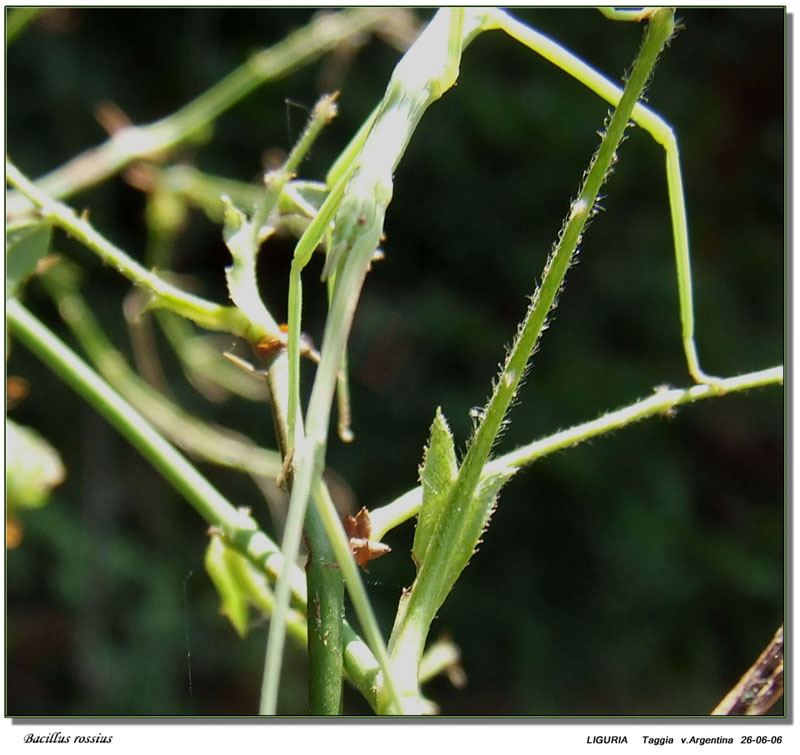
[413,407,458,567]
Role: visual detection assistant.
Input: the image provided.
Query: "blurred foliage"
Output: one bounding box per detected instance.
[6,8,783,716]
[6,418,65,511]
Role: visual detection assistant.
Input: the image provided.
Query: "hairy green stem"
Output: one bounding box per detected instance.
[368,364,784,541]
[383,8,678,709]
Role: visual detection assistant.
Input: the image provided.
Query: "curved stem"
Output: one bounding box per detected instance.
[7,297,388,708]
[6,161,256,338]
[5,8,395,217]
[368,364,784,542]
[382,11,680,707]
[6,298,253,538]
[41,267,283,477]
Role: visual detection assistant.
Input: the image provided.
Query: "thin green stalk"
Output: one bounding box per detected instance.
[196,90,351,715]
[493,6,722,383]
[265,198,402,713]
[6,297,310,618]
[383,9,678,708]
[6,298,262,545]
[5,8,395,217]
[261,352,383,714]
[262,167,355,716]
[261,242,347,714]
[266,195,403,709]
[265,7,475,717]
[255,345,347,716]
[222,95,337,343]
[491,366,784,473]
[311,477,399,708]
[39,266,283,478]
[242,112,352,711]
[286,168,354,450]
[465,8,679,527]
[6,161,257,339]
[367,364,784,542]
[249,94,338,253]
[7,297,387,708]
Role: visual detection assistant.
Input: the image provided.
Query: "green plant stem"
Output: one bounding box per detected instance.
[188,88,351,715]
[466,7,679,545]
[253,104,330,244]
[383,10,678,707]
[7,297,387,708]
[265,207,403,714]
[6,161,257,339]
[258,349,370,715]
[304,501,345,715]
[493,367,784,471]
[6,297,263,547]
[39,267,283,478]
[223,94,339,345]
[312,477,398,705]
[5,8,395,217]
[254,346,347,716]
[368,364,784,541]
[216,536,310,648]
[266,7,481,717]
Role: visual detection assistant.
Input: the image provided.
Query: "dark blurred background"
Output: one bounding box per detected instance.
[6,8,784,716]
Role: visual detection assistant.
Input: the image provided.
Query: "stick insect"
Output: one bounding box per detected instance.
[259,6,745,715]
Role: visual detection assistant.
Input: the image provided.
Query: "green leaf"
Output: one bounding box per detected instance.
[6,220,52,298]
[429,463,516,614]
[389,423,516,671]
[6,418,65,511]
[204,534,250,638]
[205,531,299,640]
[221,196,276,334]
[469,464,516,553]
[413,407,458,567]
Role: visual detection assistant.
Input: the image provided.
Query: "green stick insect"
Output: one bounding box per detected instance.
[259,6,737,715]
